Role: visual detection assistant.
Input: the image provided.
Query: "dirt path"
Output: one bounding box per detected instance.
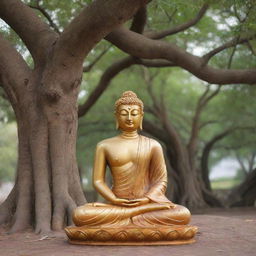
[0,208,255,256]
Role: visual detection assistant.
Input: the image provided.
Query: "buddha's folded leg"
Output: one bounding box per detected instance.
[132,204,191,226]
[72,203,133,227]
[72,202,171,227]
[73,202,190,227]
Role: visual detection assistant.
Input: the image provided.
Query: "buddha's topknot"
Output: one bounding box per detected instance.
[115,91,144,112]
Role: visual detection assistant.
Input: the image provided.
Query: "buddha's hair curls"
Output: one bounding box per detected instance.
[115,91,144,112]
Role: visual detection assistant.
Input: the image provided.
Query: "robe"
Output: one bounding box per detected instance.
[73,136,190,227]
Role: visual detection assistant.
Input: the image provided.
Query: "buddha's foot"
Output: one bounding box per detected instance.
[65,224,198,245]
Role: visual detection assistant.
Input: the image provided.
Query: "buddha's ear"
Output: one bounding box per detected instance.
[115,119,119,130]
[139,116,143,130]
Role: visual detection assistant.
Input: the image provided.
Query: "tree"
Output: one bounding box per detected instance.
[0,0,151,234]
[0,0,255,233]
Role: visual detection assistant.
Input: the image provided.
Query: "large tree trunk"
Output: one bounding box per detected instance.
[0,71,86,234]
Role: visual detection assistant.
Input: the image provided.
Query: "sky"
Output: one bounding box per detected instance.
[210,157,240,180]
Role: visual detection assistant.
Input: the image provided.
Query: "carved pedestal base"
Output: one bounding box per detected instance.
[65,225,198,245]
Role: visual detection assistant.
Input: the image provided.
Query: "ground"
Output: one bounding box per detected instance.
[0,208,255,256]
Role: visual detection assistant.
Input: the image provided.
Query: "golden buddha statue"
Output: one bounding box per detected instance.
[65,91,197,245]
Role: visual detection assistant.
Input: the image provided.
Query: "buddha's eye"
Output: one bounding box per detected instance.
[131,110,139,116]
[119,110,128,116]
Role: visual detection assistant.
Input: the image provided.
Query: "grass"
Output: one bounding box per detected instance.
[211,177,241,190]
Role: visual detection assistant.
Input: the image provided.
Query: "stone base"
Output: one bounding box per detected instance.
[65,225,198,246]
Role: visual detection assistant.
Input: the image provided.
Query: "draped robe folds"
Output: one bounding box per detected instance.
[73,136,191,227]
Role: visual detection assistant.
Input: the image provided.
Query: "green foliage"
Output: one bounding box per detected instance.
[0,123,17,183]
[0,88,15,123]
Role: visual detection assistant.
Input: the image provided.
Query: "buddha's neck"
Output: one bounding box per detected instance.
[120,130,139,139]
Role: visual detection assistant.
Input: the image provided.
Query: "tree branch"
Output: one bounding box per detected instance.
[0,33,31,104]
[28,0,60,34]
[163,8,177,23]
[130,6,147,34]
[0,0,57,66]
[134,58,175,68]
[199,120,219,130]
[187,84,221,167]
[78,56,134,117]
[246,41,256,56]
[200,85,221,106]
[227,44,238,69]
[143,68,161,113]
[106,27,256,84]
[145,4,209,39]
[83,45,112,72]
[202,35,256,65]
[235,154,248,176]
[78,55,174,117]
[54,0,150,63]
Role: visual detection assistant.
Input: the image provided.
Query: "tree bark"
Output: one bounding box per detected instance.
[0,71,86,233]
[228,168,256,207]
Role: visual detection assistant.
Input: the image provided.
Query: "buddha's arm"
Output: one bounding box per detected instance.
[145,142,175,207]
[93,143,117,203]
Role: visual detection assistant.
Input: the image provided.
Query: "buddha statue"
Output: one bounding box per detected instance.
[65,91,198,245]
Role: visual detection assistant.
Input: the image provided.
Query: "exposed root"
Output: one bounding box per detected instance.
[52,194,77,230]
[67,196,76,226]
[35,226,52,235]
[1,107,86,233]
[30,118,52,234]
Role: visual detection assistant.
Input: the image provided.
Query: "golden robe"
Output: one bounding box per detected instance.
[73,136,190,227]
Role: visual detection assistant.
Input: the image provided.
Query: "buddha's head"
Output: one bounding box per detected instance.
[115,91,144,131]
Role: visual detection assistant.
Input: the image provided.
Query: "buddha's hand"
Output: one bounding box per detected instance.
[111,197,149,207]
[128,197,150,206]
[112,198,134,207]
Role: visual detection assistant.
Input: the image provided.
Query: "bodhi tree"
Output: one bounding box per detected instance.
[0,0,256,233]
[0,0,151,234]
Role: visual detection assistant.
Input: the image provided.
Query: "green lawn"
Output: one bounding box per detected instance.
[211,178,241,190]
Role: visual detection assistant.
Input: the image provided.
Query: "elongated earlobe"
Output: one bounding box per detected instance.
[116,119,119,130]
[139,118,143,130]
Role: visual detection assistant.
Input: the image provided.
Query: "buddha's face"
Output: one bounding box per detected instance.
[116,104,143,131]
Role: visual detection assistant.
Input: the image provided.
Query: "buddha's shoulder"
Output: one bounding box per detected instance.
[140,135,162,149]
[96,136,120,148]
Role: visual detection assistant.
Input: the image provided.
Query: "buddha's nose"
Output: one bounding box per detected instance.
[127,113,132,120]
